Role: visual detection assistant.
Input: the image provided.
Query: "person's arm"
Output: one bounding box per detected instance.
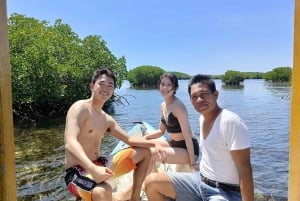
[174,103,196,165]
[143,122,166,140]
[144,104,167,140]
[64,104,113,182]
[231,148,254,201]
[108,117,166,161]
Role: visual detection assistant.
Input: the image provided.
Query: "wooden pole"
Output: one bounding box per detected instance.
[288,0,300,200]
[0,0,17,200]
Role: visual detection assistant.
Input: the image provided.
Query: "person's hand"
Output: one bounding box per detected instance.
[89,165,115,183]
[154,142,167,163]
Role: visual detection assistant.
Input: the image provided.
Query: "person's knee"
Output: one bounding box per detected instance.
[144,172,159,191]
[140,148,152,166]
[131,147,151,164]
[139,147,152,160]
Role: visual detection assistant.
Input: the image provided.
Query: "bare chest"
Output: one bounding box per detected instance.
[80,114,108,141]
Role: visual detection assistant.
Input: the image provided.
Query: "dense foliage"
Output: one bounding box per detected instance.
[221,70,245,85]
[242,72,264,79]
[169,71,191,79]
[127,65,165,88]
[213,72,264,80]
[8,14,127,121]
[264,67,292,82]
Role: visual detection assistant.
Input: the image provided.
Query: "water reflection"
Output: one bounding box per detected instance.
[263,81,291,98]
[221,84,245,90]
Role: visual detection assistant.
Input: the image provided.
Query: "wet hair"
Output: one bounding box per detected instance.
[188,74,216,97]
[91,68,117,87]
[158,73,179,94]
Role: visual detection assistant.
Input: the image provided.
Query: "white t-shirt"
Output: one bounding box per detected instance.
[199,109,250,184]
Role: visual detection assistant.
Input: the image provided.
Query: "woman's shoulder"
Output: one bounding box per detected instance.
[172,99,187,114]
[174,98,187,108]
[160,102,166,111]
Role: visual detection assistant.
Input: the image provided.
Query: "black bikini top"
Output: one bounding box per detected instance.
[161,112,182,133]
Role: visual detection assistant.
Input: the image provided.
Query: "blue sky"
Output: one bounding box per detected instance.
[7,0,294,75]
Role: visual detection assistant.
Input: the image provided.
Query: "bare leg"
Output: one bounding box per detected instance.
[144,172,176,201]
[113,147,152,201]
[92,182,113,201]
[113,187,132,201]
[130,147,152,201]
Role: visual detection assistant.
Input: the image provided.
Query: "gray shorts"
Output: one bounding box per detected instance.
[168,172,242,201]
[167,172,202,201]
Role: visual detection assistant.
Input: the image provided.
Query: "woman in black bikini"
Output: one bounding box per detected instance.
[144,73,199,170]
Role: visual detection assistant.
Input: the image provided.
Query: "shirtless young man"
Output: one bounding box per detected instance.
[64,68,165,201]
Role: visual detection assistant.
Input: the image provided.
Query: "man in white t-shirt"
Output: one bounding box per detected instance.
[144,74,254,201]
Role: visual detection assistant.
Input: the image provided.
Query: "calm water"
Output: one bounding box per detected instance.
[14,79,291,201]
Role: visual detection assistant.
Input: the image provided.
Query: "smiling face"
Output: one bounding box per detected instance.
[190,82,218,115]
[90,74,115,102]
[158,73,178,97]
[159,77,174,97]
